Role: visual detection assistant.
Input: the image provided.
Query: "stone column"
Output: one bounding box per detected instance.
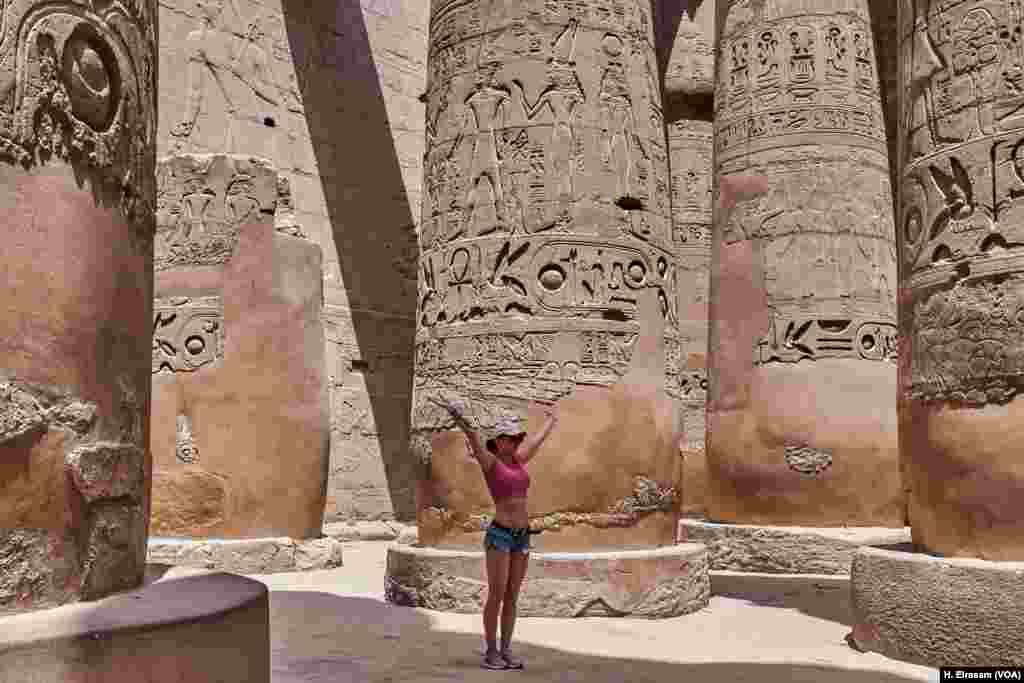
[391,0,711,618]
[414,0,678,549]
[669,118,713,517]
[0,0,157,611]
[146,154,339,574]
[707,0,901,527]
[898,0,1024,561]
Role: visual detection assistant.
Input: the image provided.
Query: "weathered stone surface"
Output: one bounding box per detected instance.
[150,155,330,541]
[707,0,902,527]
[679,520,910,575]
[0,0,158,611]
[396,525,419,546]
[415,0,681,555]
[898,0,1024,560]
[148,536,344,574]
[418,292,682,552]
[661,0,715,103]
[850,547,1024,667]
[0,571,270,682]
[294,538,345,572]
[156,0,427,524]
[323,521,400,542]
[66,443,146,504]
[669,117,712,517]
[386,544,710,618]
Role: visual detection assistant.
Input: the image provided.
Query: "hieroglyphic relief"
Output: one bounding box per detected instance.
[415,0,674,459]
[900,0,1024,404]
[168,0,284,155]
[716,0,896,367]
[152,296,224,373]
[421,1,671,249]
[0,0,157,225]
[154,154,276,270]
[669,117,712,446]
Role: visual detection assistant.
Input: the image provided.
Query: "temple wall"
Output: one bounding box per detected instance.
[156,0,427,522]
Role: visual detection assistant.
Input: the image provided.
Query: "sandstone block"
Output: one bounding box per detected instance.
[679,520,910,575]
[0,572,269,682]
[850,547,1024,667]
[386,544,710,618]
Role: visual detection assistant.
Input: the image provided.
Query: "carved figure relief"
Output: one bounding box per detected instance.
[416,0,673,474]
[900,1,1024,408]
[170,0,283,155]
[152,296,224,373]
[154,154,276,270]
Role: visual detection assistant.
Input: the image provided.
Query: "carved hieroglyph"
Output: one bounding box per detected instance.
[899,0,1024,559]
[415,0,680,549]
[0,0,157,611]
[670,119,711,460]
[155,154,276,271]
[707,0,902,526]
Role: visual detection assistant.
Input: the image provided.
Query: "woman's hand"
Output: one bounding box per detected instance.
[447,400,466,420]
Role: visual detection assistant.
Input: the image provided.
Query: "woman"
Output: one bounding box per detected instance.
[445,400,558,670]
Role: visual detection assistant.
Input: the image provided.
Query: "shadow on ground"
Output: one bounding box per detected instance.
[269,591,923,683]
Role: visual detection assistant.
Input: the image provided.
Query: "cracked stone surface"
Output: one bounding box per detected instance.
[851,547,1024,668]
[148,537,344,575]
[679,520,911,574]
[385,544,710,618]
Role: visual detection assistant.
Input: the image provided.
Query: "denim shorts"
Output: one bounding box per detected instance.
[484,521,531,554]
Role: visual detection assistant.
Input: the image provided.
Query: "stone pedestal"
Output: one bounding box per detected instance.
[149,154,330,545]
[147,536,344,575]
[386,543,709,618]
[898,0,1024,561]
[0,0,158,611]
[850,547,1024,667]
[707,0,901,527]
[0,570,270,682]
[679,519,910,575]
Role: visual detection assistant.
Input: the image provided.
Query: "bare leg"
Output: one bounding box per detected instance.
[501,550,530,667]
[483,546,510,666]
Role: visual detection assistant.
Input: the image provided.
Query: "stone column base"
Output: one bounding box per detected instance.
[850,546,1024,667]
[0,570,269,682]
[385,544,710,618]
[148,536,344,575]
[678,520,910,574]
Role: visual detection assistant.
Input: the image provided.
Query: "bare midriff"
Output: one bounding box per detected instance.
[493,496,529,529]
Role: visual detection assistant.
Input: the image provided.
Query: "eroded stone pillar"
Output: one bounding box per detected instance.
[661,0,716,107]
[707,0,901,526]
[413,0,681,551]
[0,0,157,611]
[898,0,1024,560]
[669,117,712,516]
[149,155,331,551]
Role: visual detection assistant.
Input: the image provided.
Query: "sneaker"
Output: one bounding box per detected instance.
[482,651,507,670]
[501,651,524,669]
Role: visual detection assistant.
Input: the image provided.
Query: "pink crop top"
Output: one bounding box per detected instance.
[484,458,530,500]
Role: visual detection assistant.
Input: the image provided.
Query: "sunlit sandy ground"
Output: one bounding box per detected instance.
[254,542,937,683]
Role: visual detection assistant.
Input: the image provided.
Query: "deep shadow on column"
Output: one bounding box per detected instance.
[279,0,421,521]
